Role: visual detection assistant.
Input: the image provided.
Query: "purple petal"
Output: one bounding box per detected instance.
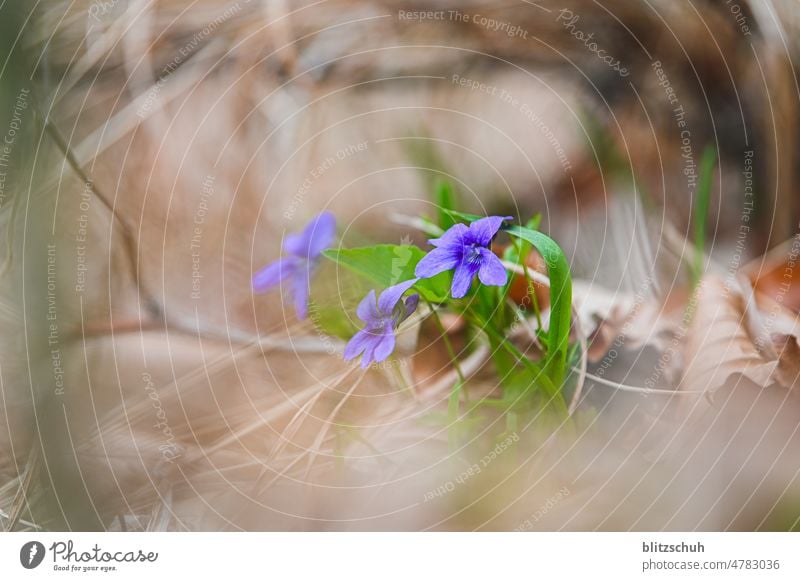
[451,261,480,298]
[292,264,311,319]
[304,211,337,256]
[477,248,508,287]
[428,223,469,248]
[371,328,396,363]
[284,211,336,259]
[283,232,309,257]
[356,290,379,323]
[344,329,373,361]
[468,216,512,246]
[252,257,299,292]
[377,278,419,314]
[415,247,460,279]
[403,294,420,321]
[360,338,378,369]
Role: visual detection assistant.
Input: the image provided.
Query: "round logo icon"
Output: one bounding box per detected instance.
[19,541,46,569]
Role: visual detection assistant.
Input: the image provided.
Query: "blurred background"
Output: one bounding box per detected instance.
[1,0,800,531]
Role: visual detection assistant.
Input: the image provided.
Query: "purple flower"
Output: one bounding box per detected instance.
[344,278,420,368]
[252,212,336,319]
[414,216,512,298]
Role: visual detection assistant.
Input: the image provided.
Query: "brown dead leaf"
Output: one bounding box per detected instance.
[579,283,686,364]
[746,237,800,313]
[772,334,800,388]
[586,314,619,363]
[412,312,469,388]
[681,276,775,394]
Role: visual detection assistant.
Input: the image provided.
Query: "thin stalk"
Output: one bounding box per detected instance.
[692,146,716,287]
[424,299,470,450]
[425,300,466,386]
[465,313,567,417]
[512,238,543,330]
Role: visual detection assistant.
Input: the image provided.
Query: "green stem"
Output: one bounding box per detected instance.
[424,299,471,452]
[692,146,716,287]
[511,237,543,331]
[425,300,466,386]
[466,313,567,417]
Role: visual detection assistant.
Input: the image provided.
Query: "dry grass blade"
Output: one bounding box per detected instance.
[266,368,357,462]
[239,368,360,496]
[145,485,173,532]
[257,371,368,493]
[4,444,39,532]
[187,380,335,461]
[40,112,145,310]
[302,376,364,478]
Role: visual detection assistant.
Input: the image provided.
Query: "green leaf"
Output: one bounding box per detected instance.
[691,145,716,287]
[435,180,458,230]
[440,208,484,224]
[307,300,357,340]
[503,225,572,389]
[322,244,451,302]
[502,215,541,266]
[526,214,542,231]
[475,313,566,415]
[307,261,365,339]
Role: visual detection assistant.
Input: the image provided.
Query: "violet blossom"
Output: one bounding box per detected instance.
[252,211,336,319]
[414,216,512,298]
[344,278,420,368]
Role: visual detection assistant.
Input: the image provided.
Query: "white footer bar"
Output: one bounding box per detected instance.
[2,533,798,580]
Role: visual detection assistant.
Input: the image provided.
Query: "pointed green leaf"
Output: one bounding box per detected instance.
[435,180,458,230]
[322,245,451,302]
[502,225,572,389]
